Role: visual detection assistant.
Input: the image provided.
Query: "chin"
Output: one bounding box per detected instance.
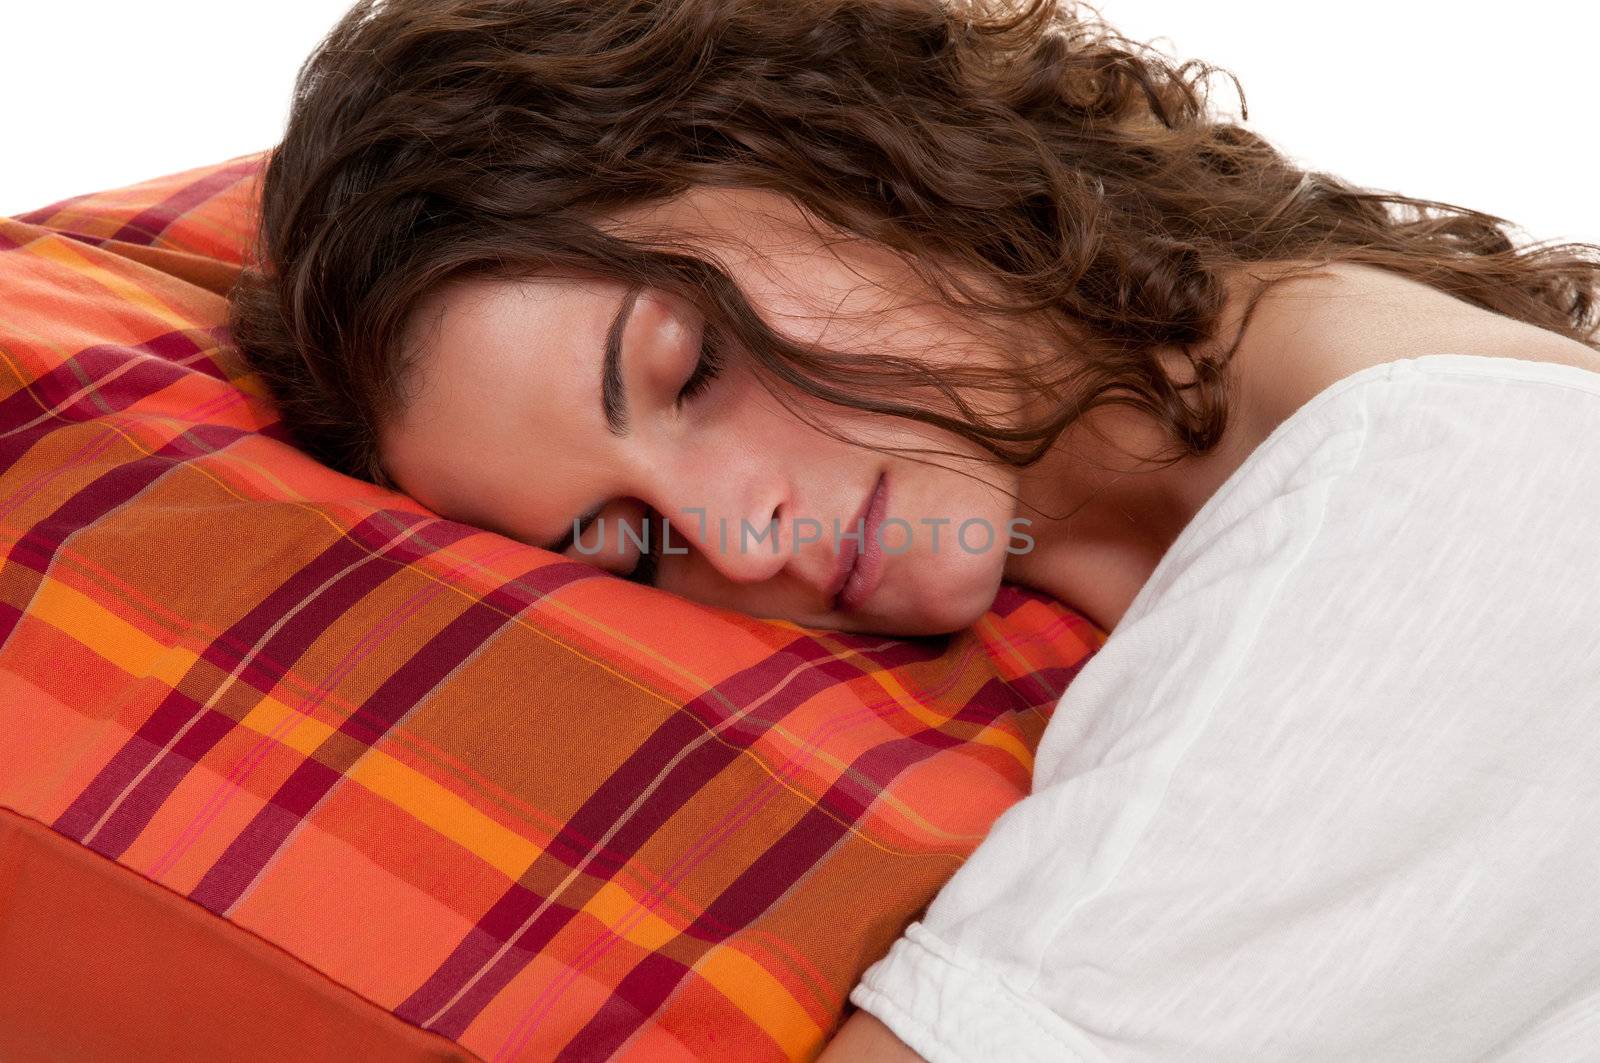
[829,611,958,638]
[867,564,1001,637]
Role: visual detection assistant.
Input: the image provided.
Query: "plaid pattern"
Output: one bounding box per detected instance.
[0,153,1104,1061]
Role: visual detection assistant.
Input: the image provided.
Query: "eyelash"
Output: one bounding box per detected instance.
[564,506,665,586]
[674,324,725,410]
[625,506,666,586]
[633,328,720,581]
[563,325,719,578]
[628,529,663,585]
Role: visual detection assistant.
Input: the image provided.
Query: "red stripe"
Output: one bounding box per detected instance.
[519,654,1058,1058]
[51,513,479,858]
[0,422,249,653]
[187,561,595,915]
[12,193,98,226]
[0,332,229,477]
[396,637,847,1034]
[109,159,262,247]
[563,803,855,1059]
[398,631,997,1038]
[568,643,1065,1053]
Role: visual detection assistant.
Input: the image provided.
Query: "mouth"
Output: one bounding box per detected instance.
[829,471,888,614]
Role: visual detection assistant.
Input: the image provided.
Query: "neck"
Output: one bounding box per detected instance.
[1002,258,1598,633]
[1002,376,1259,635]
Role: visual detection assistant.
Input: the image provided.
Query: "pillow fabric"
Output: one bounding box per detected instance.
[0,153,1104,1062]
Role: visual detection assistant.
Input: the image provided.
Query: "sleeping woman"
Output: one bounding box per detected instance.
[227,0,1600,1059]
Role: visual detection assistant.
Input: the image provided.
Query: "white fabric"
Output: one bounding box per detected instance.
[850,353,1600,1062]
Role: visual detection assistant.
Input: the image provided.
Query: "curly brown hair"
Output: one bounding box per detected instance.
[226,0,1600,502]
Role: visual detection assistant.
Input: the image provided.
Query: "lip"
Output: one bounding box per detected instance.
[830,471,888,613]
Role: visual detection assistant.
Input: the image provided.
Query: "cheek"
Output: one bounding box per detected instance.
[888,453,1020,553]
[889,519,1011,623]
[865,466,1017,631]
[731,372,834,442]
[654,548,813,622]
[685,369,870,488]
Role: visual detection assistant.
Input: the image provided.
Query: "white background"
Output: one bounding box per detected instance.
[2,0,1595,247]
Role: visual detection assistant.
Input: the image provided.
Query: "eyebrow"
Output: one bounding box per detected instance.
[543,500,604,555]
[542,283,642,554]
[603,283,643,436]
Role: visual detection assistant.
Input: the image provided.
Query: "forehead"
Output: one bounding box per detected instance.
[605,185,952,356]
[381,272,615,521]
[603,184,815,246]
[377,185,932,516]
[395,184,816,382]
[603,185,901,294]
[401,274,584,395]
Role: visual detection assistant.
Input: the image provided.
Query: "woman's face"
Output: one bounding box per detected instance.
[379,187,1038,636]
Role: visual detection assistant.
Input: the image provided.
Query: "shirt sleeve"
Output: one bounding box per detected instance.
[850,919,1108,1062]
[845,359,1600,1062]
[842,367,1377,1063]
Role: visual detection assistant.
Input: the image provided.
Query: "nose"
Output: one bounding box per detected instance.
[654,459,790,586]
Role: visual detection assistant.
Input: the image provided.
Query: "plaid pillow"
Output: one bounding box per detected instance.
[0,153,1103,1061]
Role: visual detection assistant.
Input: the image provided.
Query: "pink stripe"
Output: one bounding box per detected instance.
[109,159,262,246]
[146,539,529,881]
[493,639,984,1061]
[0,355,239,525]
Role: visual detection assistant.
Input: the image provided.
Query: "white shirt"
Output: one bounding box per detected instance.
[850,353,1600,1062]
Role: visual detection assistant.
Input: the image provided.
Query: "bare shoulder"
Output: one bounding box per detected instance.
[1336,261,1600,374]
[1498,332,1600,376]
[815,1007,927,1062]
[1238,260,1600,428]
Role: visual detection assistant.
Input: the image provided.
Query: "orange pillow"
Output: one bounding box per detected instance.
[0,153,1103,1062]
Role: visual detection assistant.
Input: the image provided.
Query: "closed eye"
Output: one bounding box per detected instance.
[545,503,604,555]
[624,506,669,586]
[675,321,724,409]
